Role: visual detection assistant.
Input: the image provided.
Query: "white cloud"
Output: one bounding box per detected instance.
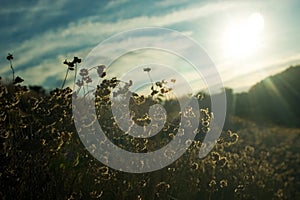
[0,1,253,89]
[222,53,300,91]
[104,0,129,10]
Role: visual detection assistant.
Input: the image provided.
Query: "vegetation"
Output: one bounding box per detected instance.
[227,66,300,127]
[0,55,299,199]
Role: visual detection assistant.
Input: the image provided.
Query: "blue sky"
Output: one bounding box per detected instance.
[1,0,300,92]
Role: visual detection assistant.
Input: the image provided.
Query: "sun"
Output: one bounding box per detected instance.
[223,13,264,58]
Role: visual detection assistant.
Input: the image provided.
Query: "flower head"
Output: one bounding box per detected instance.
[97,65,106,78]
[63,59,75,70]
[143,67,151,72]
[72,56,81,64]
[13,76,24,84]
[76,79,84,87]
[6,53,13,61]
[85,76,92,83]
[79,68,89,77]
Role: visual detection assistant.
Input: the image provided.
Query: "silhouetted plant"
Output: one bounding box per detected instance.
[6,53,14,81]
[62,56,81,89]
[0,54,299,199]
[13,76,24,84]
[6,53,25,85]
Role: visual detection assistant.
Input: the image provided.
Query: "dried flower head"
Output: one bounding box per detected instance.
[97,65,106,78]
[220,179,228,188]
[13,76,24,84]
[209,180,217,188]
[143,67,151,72]
[72,56,81,64]
[6,53,13,60]
[79,68,89,77]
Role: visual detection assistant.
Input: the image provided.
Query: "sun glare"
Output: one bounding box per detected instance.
[223,13,264,58]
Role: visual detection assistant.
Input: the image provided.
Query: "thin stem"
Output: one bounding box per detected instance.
[86,82,89,94]
[10,60,15,81]
[61,68,69,89]
[147,72,154,88]
[82,82,86,97]
[73,63,78,90]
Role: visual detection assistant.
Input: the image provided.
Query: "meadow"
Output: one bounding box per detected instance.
[0,56,299,199]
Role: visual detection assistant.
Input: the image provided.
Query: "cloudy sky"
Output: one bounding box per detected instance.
[1,0,300,93]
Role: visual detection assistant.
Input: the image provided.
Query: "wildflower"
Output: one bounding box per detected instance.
[245,145,255,155]
[161,79,167,84]
[63,59,74,70]
[100,71,106,78]
[202,120,209,127]
[7,53,15,81]
[97,65,106,77]
[76,79,84,87]
[62,57,81,88]
[143,67,151,72]
[151,90,159,96]
[155,182,170,191]
[229,132,239,144]
[209,180,216,188]
[220,179,228,188]
[257,180,265,188]
[217,157,227,167]
[211,152,220,161]
[72,56,81,64]
[161,88,171,94]
[85,76,92,84]
[191,162,199,170]
[79,68,89,76]
[185,139,192,146]
[275,189,284,198]
[202,126,210,133]
[155,81,163,87]
[99,166,109,174]
[197,93,205,100]
[6,53,13,60]
[234,185,244,192]
[217,138,224,144]
[13,76,24,84]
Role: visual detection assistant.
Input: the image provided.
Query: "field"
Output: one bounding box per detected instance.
[1,76,299,200]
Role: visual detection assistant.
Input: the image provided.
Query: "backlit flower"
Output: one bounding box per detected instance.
[6,53,13,60]
[143,67,151,72]
[97,65,106,77]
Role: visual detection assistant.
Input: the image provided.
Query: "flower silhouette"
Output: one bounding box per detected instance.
[61,56,82,88]
[72,57,81,64]
[143,67,151,72]
[6,53,15,81]
[6,53,13,61]
[97,65,106,78]
[13,76,24,84]
[79,68,89,77]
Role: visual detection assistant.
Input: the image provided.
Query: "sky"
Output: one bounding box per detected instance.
[1,0,300,93]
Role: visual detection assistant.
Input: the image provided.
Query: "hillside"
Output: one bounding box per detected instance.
[228,65,300,127]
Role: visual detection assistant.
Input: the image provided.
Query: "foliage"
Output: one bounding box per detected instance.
[0,57,299,199]
[227,66,300,127]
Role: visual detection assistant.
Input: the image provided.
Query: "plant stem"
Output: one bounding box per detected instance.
[73,63,77,90]
[61,68,69,89]
[10,60,15,81]
[147,71,154,88]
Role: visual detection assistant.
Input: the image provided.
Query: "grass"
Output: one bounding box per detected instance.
[0,55,299,199]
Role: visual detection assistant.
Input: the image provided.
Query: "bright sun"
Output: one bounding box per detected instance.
[223,13,264,58]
